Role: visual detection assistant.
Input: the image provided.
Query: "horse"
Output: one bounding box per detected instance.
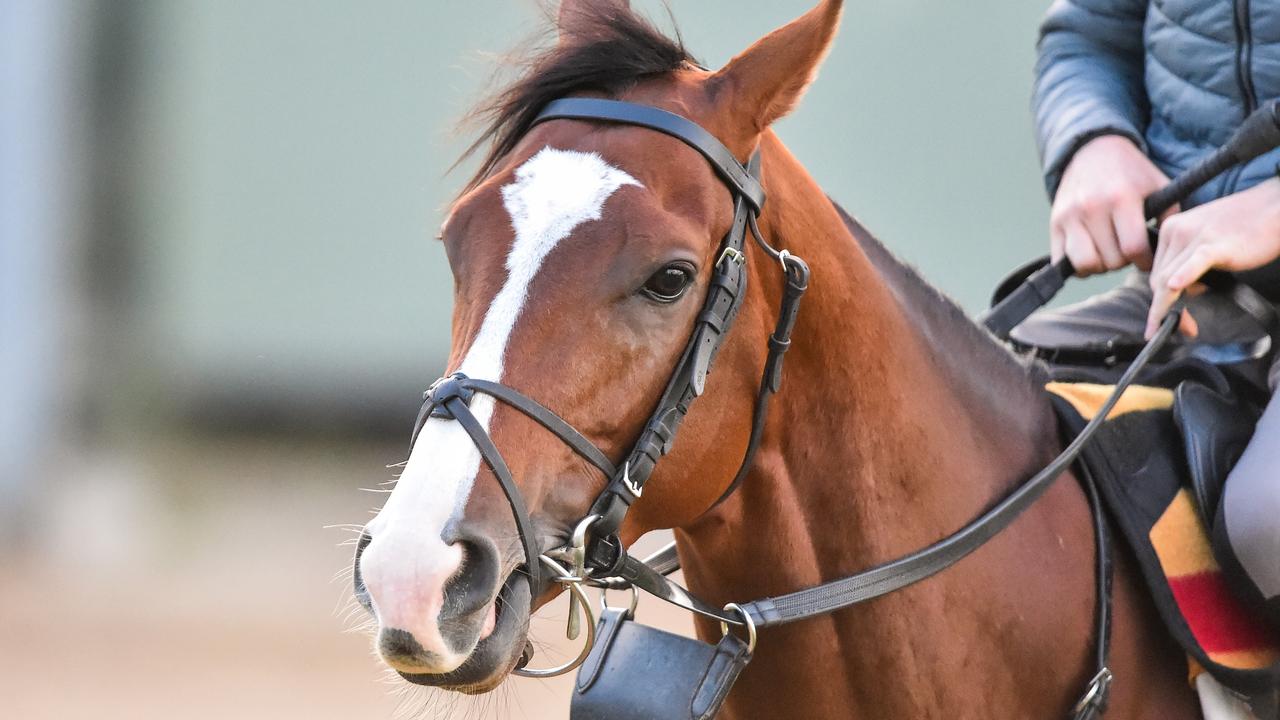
[353,0,1203,716]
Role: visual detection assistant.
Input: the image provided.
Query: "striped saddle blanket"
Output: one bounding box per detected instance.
[1049,381,1280,698]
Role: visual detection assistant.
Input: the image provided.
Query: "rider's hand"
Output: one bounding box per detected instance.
[1145,177,1280,337]
[1051,134,1173,276]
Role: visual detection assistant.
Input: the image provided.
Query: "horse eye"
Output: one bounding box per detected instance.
[641,263,695,302]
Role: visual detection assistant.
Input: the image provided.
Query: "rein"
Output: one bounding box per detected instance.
[410,97,1201,714]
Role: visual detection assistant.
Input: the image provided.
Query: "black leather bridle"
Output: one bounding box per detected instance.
[406,96,1200,717]
[410,97,810,601]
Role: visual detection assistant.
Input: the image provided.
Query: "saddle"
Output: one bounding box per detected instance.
[1024,297,1280,710]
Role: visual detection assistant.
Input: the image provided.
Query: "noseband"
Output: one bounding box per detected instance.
[410,97,810,604]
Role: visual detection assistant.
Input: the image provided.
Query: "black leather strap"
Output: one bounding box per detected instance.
[437,393,542,592]
[980,257,1072,340]
[610,552,742,624]
[459,378,619,479]
[709,250,810,510]
[534,98,765,212]
[588,156,761,541]
[1070,456,1114,720]
[733,300,1179,627]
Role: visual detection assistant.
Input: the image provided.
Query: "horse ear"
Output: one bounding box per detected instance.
[558,0,632,44]
[708,0,843,134]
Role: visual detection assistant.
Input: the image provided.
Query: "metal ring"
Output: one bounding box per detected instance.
[718,602,757,654]
[511,555,597,679]
[599,584,639,619]
[777,248,792,275]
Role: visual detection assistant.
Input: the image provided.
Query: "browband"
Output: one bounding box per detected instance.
[534,98,766,212]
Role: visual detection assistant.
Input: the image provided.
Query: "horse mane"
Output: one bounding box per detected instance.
[459,3,692,193]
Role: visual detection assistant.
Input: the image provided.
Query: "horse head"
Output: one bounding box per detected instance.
[353,0,843,694]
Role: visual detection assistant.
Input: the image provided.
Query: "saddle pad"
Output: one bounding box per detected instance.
[1048,382,1280,694]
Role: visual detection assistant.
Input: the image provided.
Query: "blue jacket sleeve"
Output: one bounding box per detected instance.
[1033,0,1150,197]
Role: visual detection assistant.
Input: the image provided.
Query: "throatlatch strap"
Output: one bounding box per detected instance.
[710,250,810,509]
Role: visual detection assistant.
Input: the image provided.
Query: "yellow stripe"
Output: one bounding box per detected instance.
[1149,489,1218,578]
[1208,648,1280,670]
[1187,657,1203,686]
[1046,382,1174,421]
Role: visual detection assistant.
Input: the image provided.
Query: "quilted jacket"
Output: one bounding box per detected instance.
[1033,0,1280,294]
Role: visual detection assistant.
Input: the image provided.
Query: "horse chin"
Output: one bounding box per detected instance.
[396,572,532,694]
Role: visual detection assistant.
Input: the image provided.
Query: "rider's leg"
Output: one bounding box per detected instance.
[1221,374,1280,624]
[1012,272,1270,354]
[1009,272,1151,352]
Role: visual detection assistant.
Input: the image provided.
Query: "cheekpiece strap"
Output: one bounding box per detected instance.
[588,157,760,543]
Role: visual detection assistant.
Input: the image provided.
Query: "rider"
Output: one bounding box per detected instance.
[1028,0,1280,626]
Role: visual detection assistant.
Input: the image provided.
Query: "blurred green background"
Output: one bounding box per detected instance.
[1,1,1103,718]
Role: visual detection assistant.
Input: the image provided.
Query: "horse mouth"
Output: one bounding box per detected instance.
[395,570,533,693]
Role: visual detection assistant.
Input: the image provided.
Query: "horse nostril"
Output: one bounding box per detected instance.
[352,530,373,611]
[441,535,501,620]
[378,627,437,665]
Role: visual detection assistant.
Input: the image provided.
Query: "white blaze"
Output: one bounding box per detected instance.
[361,147,640,664]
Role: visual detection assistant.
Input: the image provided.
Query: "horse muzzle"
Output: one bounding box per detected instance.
[353,526,534,692]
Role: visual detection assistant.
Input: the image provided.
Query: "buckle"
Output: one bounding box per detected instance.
[717,246,745,269]
[777,248,792,275]
[1072,667,1113,718]
[620,461,643,499]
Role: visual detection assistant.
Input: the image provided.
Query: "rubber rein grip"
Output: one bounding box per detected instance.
[982,99,1280,340]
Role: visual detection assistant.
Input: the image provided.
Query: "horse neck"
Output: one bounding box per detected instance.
[677,131,1061,633]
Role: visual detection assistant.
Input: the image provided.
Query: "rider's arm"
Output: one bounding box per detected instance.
[1033,0,1150,197]
[1034,0,1166,276]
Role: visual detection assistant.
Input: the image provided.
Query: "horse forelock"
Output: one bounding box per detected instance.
[457,2,693,195]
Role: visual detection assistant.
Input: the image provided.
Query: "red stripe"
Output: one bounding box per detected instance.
[1168,572,1276,654]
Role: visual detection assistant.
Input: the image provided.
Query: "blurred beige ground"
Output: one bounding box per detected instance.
[0,435,690,720]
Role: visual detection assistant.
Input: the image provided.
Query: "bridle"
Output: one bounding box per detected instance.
[410,95,809,621]
[407,96,1188,715]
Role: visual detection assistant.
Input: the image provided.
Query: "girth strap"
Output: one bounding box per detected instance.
[1070,443,1115,720]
